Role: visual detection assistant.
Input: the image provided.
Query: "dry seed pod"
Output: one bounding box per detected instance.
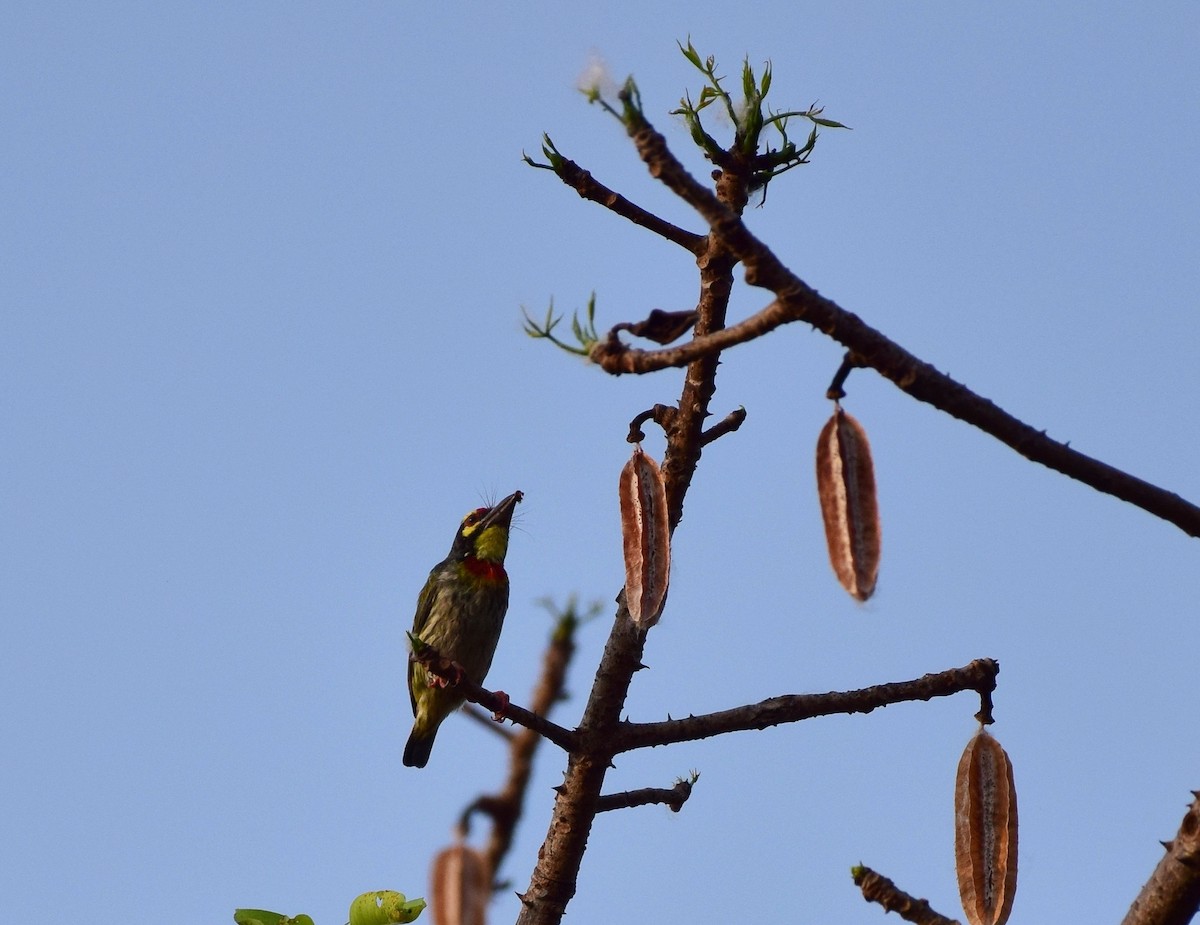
[619,445,670,627]
[815,407,881,601]
[431,843,489,925]
[954,727,1018,925]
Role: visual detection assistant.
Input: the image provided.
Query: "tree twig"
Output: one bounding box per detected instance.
[461,704,518,741]
[409,641,576,752]
[594,776,697,814]
[700,406,746,446]
[852,865,961,925]
[628,404,678,443]
[546,153,704,253]
[592,108,1200,539]
[476,612,577,886]
[1120,791,1200,925]
[613,658,999,752]
[515,87,749,925]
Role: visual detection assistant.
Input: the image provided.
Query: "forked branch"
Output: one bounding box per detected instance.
[578,106,1200,539]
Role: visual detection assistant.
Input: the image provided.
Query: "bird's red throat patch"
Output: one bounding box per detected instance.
[462,557,506,583]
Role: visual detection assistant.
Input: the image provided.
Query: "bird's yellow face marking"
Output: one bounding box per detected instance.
[460,507,488,536]
[473,524,509,563]
[460,507,509,563]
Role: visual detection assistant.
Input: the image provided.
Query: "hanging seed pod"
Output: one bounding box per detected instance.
[815,407,881,601]
[954,727,1018,925]
[619,444,671,627]
[431,843,489,925]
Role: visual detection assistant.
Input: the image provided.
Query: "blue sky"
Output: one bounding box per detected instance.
[2,3,1197,923]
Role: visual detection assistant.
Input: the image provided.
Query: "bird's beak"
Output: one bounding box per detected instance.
[479,490,523,532]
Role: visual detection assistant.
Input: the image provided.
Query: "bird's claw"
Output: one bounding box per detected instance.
[427,660,467,689]
[491,690,511,722]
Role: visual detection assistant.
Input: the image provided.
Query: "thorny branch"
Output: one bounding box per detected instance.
[852,866,962,925]
[515,78,748,925]
[700,405,747,446]
[569,109,1200,539]
[463,610,581,887]
[613,659,999,753]
[1120,791,1200,925]
[626,401,743,447]
[409,637,576,752]
[533,147,703,253]
[594,776,697,814]
[509,51,1195,925]
[627,404,678,444]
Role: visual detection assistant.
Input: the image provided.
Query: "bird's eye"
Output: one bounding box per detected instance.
[463,507,488,528]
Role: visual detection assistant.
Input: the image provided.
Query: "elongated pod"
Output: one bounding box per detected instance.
[815,408,881,601]
[955,728,1019,925]
[431,844,488,925]
[619,445,671,627]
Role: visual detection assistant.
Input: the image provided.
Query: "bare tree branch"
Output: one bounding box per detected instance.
[700,405,747,446]
[474,613,578,885]
[546,153,704,253]
[590,295,791,372]
[462,704,518,741]
[515,104,748,925]
[594,776,697,814]
[1121,791,1200,925]
[409,640,576,752]
[592,108,1200,539]
[852,865,962,925]
[613,659,999,752]
[511,55,1193,925]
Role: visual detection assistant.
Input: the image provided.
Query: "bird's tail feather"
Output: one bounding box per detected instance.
[403,726,436,768]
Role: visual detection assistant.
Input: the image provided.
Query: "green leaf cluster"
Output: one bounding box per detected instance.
[234,911,316,925]
[234,890,425,925]
[672,39,849,194]
[522,293,599,357]
[522,133,564,171]
[349,891,427,925]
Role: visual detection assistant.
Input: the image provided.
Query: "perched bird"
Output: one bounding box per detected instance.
[404,490,523,768]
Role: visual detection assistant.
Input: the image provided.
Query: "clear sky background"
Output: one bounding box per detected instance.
[3,3,1197,924]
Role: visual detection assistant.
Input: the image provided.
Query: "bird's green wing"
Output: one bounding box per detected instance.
[410,567,441,638]
[407,568,441,716]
